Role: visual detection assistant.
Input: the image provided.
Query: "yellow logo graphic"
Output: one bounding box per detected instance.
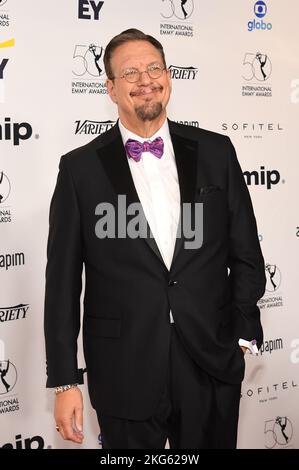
[0,38,15,48]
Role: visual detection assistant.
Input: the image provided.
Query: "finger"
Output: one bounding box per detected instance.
[74,406,83,433]
[59,421,84,443]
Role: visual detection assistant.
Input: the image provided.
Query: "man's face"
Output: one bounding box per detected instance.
[106,40,171,123]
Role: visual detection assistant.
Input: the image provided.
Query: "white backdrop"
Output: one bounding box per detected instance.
[0,0,298,449]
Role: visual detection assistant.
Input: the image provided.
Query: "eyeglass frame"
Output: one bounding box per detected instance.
[110,63,167,83]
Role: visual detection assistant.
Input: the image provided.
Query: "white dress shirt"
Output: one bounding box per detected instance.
[119,118,257,352]
[119,118,179,323]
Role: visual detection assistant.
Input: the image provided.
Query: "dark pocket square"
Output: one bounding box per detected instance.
[198,185,221,195]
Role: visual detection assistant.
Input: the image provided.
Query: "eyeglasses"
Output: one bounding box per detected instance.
[112,64,166,83]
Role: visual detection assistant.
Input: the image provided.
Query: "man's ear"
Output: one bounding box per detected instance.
[166,69,172,91]
[106,79,118,104]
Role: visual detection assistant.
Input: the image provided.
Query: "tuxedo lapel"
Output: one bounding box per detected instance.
[168,121,199,266]
[96,124,166,267]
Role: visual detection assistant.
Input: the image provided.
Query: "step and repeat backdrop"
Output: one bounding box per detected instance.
[0,0,298,449]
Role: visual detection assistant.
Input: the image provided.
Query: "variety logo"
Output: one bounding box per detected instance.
[72,43,108,96]
[0,38,14,102]
[160,0,194,37]
[168,65,198,80]
[248,1,272,32]
[0,117,33,145]
[0,58,8,79]
[78,0,104,20]
[243,166,282,190]
[0,303,29,323]
[221,122,283,139]
[264,417,294,449]
[1,434,47,449]
[0,359,17,395]
[260,337,283,355]
[290,79,299,104]
[265,263,281,292]
[75,119,115,135]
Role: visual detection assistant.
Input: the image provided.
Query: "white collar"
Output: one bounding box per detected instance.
[118,118,170,146]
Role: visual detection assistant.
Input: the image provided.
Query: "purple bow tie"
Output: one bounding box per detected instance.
[125,137,164,162]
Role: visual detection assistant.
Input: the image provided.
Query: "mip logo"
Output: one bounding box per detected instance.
[78,0,104,20]
[243,166,281,189]
[161,0,194,21]
[1,434,46,449]
[0,117,33,145]
[248,1,272,32]
[254,1,267,18]
[0,359,17,395]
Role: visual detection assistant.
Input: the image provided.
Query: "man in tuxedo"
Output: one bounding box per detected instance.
[44,29,266,449]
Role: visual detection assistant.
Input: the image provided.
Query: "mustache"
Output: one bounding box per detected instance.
[130,85,163,97]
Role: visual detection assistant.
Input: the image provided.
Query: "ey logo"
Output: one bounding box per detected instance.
[78,0,104,20]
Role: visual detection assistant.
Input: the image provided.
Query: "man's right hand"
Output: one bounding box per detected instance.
[54,387,84,443]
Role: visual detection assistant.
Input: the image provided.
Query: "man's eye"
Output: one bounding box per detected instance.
[148,65,161,72]
[124,70,138,77]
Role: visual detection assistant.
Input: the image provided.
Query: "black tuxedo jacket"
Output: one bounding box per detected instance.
[44,120,265,420]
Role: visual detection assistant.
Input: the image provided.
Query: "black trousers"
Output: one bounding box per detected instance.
[96,324,241,449]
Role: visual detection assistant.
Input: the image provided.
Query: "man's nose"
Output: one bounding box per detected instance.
[138,70,152,85]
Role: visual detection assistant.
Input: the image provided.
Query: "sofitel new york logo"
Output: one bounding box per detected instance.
[72,43,108,95]
[160,0,194,37]
[221,122,283,140]
[242,52,272,98]
[241,379,297,404]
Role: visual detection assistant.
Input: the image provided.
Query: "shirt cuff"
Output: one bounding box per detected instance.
[238,338,259,355]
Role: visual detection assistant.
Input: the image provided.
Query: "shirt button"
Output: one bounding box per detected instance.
[168,280,179,287]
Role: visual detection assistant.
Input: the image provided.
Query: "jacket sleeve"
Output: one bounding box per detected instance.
[226,137,266,348]
[44,156,83,387]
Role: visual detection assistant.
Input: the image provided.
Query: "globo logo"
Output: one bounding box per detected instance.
[248,19,272,32]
